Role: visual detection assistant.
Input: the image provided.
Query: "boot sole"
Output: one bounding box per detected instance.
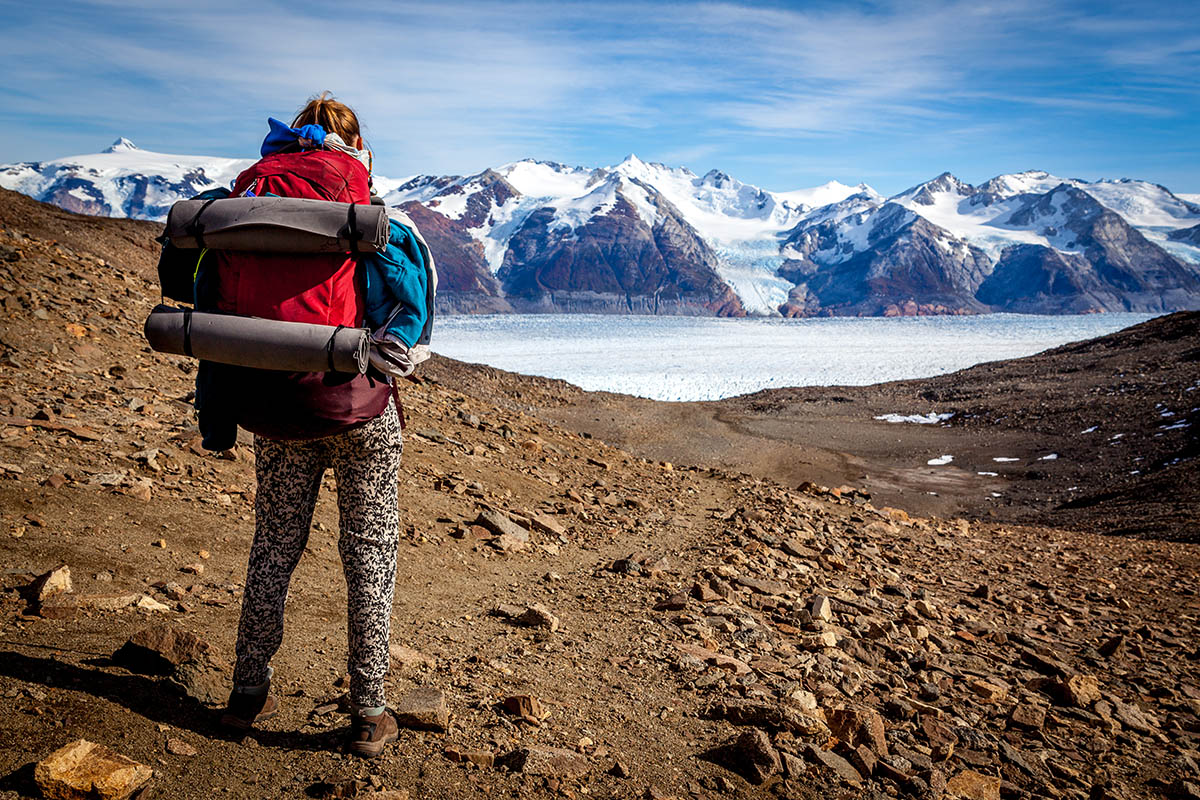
[220,707,279,731]
[347,729,398,759]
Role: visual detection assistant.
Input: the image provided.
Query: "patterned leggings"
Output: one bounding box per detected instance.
[233,402,403,708]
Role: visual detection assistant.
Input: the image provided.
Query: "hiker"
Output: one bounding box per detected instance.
[212,94,425,759]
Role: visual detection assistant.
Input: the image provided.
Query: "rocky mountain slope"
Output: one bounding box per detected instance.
[0,187,1199,799]
[3,145,1200,318]
[779,174,1200,317]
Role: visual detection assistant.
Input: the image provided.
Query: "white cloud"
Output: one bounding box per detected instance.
[0,0,1196,190]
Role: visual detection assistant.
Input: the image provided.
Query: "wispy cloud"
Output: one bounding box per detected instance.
[0,0,1197,193]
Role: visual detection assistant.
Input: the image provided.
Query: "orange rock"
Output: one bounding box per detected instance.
[946,769,1000,800]
[34,739,152,800]
[828,707,888,756]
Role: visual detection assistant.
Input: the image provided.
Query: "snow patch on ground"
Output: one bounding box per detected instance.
[927,455,953,466]
[875,413,955,424]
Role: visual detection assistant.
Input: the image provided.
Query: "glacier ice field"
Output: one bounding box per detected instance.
[431,312,1157,402]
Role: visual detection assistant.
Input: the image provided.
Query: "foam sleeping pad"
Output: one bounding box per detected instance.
[144,305,369,374]
[165,196,388,253]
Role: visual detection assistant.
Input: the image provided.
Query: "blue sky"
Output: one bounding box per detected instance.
[1,0,1197,196]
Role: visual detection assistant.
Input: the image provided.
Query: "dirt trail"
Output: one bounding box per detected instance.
[0,187,1197,800]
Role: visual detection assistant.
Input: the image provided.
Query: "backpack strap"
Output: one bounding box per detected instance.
[345,202,364,254]
[325,325,346,372]
[182,307,194,357]
[185,197,220,249]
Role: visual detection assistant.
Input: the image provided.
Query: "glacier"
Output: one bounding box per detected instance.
[431,312,1158,401]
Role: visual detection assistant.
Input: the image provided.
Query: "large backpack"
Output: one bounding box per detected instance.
[194,149,392,449]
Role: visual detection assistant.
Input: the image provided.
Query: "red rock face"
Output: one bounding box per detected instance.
[499,187,745,317]
[47,182,109,217]
[398,201,503,299]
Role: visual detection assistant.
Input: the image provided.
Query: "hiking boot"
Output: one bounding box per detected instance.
[347,708,398,758]
[220,689,279,731]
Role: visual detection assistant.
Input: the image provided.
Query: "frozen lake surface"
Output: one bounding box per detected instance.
[431,313,1157,401]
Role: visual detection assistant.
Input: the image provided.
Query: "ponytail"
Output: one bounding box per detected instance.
[292,92,361,146]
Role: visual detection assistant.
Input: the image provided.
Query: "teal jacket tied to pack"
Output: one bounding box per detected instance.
[360,207,436,378]
[363,218,427,348]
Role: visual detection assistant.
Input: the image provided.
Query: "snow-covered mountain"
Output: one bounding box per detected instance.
[0,139,251,221]
[381,155,869,313]
[3,142,1199,316]
[778,170,1200,315]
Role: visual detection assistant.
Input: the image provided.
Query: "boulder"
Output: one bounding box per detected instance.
[113,624,212,673]
[712,729,780,785]
[393,688,449,732]
[34,739,152,800]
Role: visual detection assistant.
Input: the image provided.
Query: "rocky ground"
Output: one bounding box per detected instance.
[533,314,1199,542]
[0,187,1198,800]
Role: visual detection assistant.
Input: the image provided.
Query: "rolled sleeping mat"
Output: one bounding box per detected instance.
[144,305,369,374]
[165,196,388,253]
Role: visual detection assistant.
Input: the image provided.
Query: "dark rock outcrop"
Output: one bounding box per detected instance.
[778,182,1200,316]
[980,187,1200,313]
[396,200,511,314]
[1169,222,1200,247]
[778,203,991,317]
[499,181,744,316]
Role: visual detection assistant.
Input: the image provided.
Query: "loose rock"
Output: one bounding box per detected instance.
[945,769,1001,800]
[711,729,780,785]
[803,743,863,786]
[516,603,560,631]
[501,746,589,777]
[828,707,888,757]
[393,688,449,732]
[474,509,528,540]
[34,739,153,800]
[28,564,72,603]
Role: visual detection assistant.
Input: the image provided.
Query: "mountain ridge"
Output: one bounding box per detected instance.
[3,142,1199,316]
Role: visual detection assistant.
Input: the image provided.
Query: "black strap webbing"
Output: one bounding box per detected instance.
[345,203,362,254]
[185,197,219,250]
[326,324,346,372]
[182,308,194,358]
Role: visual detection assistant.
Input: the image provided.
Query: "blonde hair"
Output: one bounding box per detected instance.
[292,92,361,145]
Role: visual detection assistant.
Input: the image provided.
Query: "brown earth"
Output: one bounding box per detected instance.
[530,313,1199,541]
[0,187,1198,800]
